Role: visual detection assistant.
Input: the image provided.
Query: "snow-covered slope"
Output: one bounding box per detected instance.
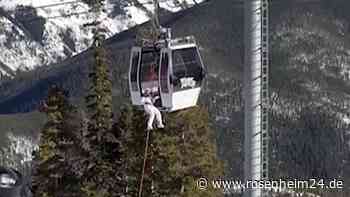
[0,0,202,77]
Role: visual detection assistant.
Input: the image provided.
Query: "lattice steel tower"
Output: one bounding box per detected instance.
[243,0,269,197]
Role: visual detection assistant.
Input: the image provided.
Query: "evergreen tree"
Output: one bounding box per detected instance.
[80,122,125,197]
[119,105,224,197]
[32,86,82,197]
[81,1,125,194]
[82,49,125,195]
[85,40,113,135]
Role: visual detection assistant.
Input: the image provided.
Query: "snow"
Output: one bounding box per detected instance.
[215,115,230,122]
[0,0,205,76]
[343,116,350,125]
[0,0,20,10]
[125,6,149,24]
[0,133,38,169]
[0,0,139,75]
[0,16,48,71]
[6,133,38,164]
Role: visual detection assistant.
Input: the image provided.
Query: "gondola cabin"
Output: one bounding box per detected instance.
[129,36,205,112]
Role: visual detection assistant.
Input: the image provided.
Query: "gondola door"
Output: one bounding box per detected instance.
[159,49,172,110]
[129,47,142,105]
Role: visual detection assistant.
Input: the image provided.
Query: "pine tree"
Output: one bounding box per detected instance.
[81,1,125,194]
[117,105,146,196]
[119,105,224,197]
[82,49,125,195]
[32,86,82,197]
[85,40,113,135]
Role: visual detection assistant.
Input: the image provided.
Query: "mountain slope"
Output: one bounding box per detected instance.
[0,0,202,77]
[1,1,350,195]
[0,0,243,114]
[269,2,350,193]
[0,0,245,180]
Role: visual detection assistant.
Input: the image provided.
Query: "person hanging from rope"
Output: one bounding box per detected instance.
[141,88,165,130]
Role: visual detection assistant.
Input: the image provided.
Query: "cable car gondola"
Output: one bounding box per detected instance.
[128,29,206,112]
[0,167,23,197]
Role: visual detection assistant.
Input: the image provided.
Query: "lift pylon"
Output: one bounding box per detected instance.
[243,0,269,196]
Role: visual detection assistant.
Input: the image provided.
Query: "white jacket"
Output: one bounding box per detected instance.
[141,96,153,105]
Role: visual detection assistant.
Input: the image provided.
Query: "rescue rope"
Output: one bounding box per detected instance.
[138,129,151,197]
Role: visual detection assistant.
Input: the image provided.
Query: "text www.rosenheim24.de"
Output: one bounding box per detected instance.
[196,177,344,191]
